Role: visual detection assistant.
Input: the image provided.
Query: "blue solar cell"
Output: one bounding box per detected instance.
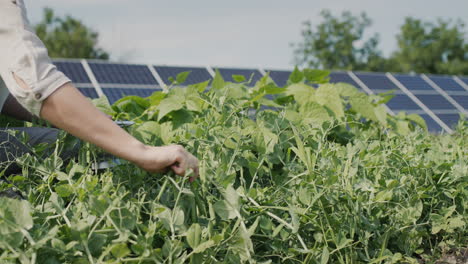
[419,114,443,133]
[216,68,263,86]
[413,94,456,110]
[102,88,161,104]
[451,95,468,109]
[89,63,157,85]
[54,61,90,83]
[154,66,212,85]
[460,77,468,87]
[78,88,98,98]
[386,94,422,110]
[437,114,465,129]
[267,70,291,87]
[329,72,360,88]
[355,73,399,91]
[428,76,466,92]
[395,75,435,91]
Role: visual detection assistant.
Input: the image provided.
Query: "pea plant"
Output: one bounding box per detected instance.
[0,68,466,263]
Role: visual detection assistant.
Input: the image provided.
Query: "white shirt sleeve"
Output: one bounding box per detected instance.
[0,0,71,117]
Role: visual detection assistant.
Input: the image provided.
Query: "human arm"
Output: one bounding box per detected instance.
[38,82,198,178]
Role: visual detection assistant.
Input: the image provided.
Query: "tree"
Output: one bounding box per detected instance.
[34,7,109,60]
[293,10,387,72]
[293,10,468,75]
[393,18,468,75]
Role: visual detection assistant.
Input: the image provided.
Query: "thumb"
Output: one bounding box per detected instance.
[171,163,186,176]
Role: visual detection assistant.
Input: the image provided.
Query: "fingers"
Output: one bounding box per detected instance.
[169,145,199,179]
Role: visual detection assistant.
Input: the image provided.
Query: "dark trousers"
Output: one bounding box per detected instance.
[0,127,80,176]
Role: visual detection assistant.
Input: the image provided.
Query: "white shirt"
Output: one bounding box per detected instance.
[0,0,70,117]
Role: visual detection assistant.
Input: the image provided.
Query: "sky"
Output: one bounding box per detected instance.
[24,0,468,70]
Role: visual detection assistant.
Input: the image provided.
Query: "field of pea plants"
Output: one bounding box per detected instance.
[0,69,466,263]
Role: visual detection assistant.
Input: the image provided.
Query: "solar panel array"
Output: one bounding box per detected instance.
[53,59,467,133]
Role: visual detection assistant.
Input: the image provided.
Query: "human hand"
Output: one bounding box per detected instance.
[137,145,199,181]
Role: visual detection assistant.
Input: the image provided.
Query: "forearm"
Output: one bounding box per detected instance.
[40,83,147,164]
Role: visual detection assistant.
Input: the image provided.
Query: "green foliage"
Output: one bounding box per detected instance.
[34,7,109,60]
[0,69,466,263]
[294,10,468,75]
[293,10,384,71]
[394,18,468,75]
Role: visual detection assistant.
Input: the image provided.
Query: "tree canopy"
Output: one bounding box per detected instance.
[34,7,109,60]
[394,18,468,75]
[293,10,468,75]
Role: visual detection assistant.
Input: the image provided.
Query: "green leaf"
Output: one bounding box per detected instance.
[0,198,33,230]
[374,104,388,126]
[55,184,74,198]
[448,216,465,230]
[232,75,246,82]
[88,233,107,255]
[375,190,393,202]
[212,69,225,90]
[285,83,316,105]
[189,80,210,93]
[264,84,286,94]
[193,239,215,253]
[111,243,131,258]
[316,84,344,118]
[289,66,304,83]
[213,201,235,220]
[110,208,136,230]
[92,96,116,116]
[335,82,360,97]
[171,109,194,129]
[303,69,330,84]
[256,98,282,108]
[157,96,184,121]
[350,93,378,121]
[213,187,240,221]
[148,91,167,106]
[298,188,311,205]
[320,246,329,264]
[396,120,411,135]
[300,102,331,124]
[407,114,427,130]
[186,97,203,112]
[134,121,161,143]
[176,71,191,84]
[186,223,202,249]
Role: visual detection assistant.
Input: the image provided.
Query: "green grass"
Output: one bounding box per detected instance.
[0,69,466,263]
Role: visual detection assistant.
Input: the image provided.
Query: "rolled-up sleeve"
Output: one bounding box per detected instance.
[0,0,71,117]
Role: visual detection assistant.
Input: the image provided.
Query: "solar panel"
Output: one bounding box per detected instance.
[428,75,466,92]
[355,73,399,92]
[386,94,422,111]
[102,88,161,104]
[154,66,212,85]
[436,114,465,129]
[54,61,90,84]
[394,75,434,91]
[451,95,468,109]
[89,63,157,85]
[329,72,361,89]
[412,94,456,110]
[419,114,443,132]
[78,87,98,98]
[459,77,468,87]
[266,70,291,87]
[216,68,263,86]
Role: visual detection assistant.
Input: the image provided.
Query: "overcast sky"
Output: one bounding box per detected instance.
[24,0,467,70]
